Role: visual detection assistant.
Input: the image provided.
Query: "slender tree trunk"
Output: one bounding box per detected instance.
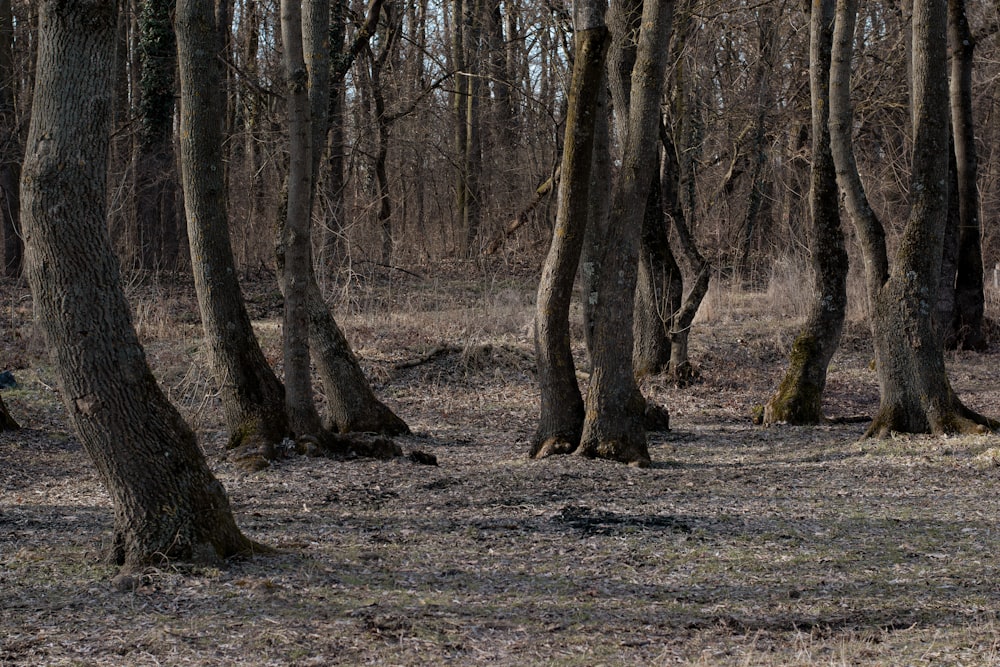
[578,0,674,466]
[530,1,609,459]
[22,0,257,570]
[303,0,408,436]
[281,0,323,437]
[947,0,985,350]
[830,0,994,437]
[0,0,21,278]
[177,0,290,467]
[764,0,848,424]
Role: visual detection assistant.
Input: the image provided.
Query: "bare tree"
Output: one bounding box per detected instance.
[830,0,995,437]
[530,0,609,459]
[578,0,675,466]
[0,0,20,277]
[176,0,291,468]
[764,0,848,424]
[22,0,258,569]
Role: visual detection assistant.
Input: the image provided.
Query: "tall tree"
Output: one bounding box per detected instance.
[134,0,180,271]
[21,0,257,569]
[530,0,609,459]
[578,0,674,466]
[281,0,324,437]
[0,0,20,277]
[764,0,848,424]
[945,0,985,350]
[176,0,291,467]
[830,0,994,436]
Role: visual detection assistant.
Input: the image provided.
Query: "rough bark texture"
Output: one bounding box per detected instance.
[176,0,290,466]
[531,15,609,459]
[134,0,179,271]
[21,0,257,570]
[946,0,986,350]
[0,0,21,278]
[764,0,848,425]
[578,0,674,466]
[280,0,323,438]
[831,0,994,437]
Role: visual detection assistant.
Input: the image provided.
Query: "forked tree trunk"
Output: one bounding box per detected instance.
[531,3,609,458]
[830,0,994,437]
[22,0,257,569]
[764,0,848,424]
[578,0,674,466]
[176,0,290,464]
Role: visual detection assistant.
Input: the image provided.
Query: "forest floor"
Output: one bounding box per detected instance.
[4,261,1000,665]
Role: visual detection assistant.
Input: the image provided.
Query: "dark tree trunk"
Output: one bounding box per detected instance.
[134,0,179,272]
[578,0,674,466]
[0,0,21,278]
[176,0,290,466]
[947,0,985,350]
[531,3,609,459]
[281,0,323,438]
[830,0,994,437]
[0,392,18,430]
[764,0,848,425]
[21,0,257,570]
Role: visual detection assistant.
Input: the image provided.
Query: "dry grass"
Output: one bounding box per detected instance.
[3,264,1000,666]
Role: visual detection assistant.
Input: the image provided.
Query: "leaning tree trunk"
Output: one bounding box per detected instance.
[764,0,848,424]
[176,0,290,466]
[299,0,408,436]
[578,0,674,466]
[21,0,257,569]
[947,0,985,350]
[530,2,609,459]
[830,0,993,437]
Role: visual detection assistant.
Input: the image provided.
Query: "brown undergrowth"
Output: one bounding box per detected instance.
[3,265,1000,665]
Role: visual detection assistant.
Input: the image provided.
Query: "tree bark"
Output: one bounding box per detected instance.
[281,0,323,437]
[0,0,21,278]
[177,0,291,466]
[0,392,18,430]
[830,0,994,437]
[764,0,848,425]
[22,0,257,570]
[946,0,985,350]
[134,0,179,272]
[530,2,609,459]
[578,0,674,466]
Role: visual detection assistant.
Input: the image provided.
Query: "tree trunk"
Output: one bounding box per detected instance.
[530,2,609,459]
[0,392,18,430]
[764,0,848,425]
[281,0,323,437]
[176,0,290,466]
[21,0,257,570]
[0,0,21,278]
[303,0,409,436]
[578,0,674,466]
[134,0,179,272]
[830,0,994,437]
[946,0,985,350]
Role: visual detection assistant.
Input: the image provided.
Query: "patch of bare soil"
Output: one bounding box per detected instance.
[4,271,1000,665]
